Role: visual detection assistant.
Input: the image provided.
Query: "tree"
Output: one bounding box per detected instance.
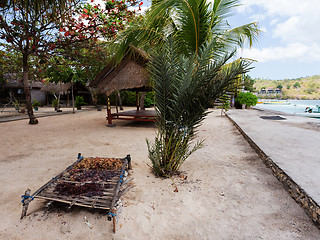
[147,38,252,177]
[58,0,140,44]
[276,84,283,90]
[235,92,258,108]
[55,0,142,103]
[114,0,259,61]
[119,0,259,177]
[243,74,255,92]
[0,0,141,123]
[293,82,301,89]
[0,0,78,124]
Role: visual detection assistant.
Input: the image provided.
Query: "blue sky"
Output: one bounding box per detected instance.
[141,0,320,80]
[226,0,320,80]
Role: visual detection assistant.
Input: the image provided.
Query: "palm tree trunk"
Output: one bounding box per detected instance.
[22,52,38,124]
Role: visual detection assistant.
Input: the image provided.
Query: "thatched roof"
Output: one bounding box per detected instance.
[41,82,72,94]
[89,47,151,95]
[1,73,44,89]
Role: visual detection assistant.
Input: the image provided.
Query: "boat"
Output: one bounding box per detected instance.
[295,112,320,119]
[262,100,290,105]
[304,105,320,113]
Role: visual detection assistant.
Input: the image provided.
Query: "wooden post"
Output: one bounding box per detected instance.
[67,92,70,106]
[136,91,140,111]
[140,92,145,110]
[117,91,123,110]
[107,96,115,127]
[20,188,31,219]
[115,92,119,114]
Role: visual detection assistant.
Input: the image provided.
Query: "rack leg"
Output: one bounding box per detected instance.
[127,154,132,170]
[20,189,31,220]
[112,209,116,233]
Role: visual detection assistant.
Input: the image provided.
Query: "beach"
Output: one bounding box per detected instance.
[0,108,319,239]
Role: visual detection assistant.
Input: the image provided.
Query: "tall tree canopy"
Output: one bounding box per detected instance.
[114,0,259,62]
[0,0,142,124]
[0,0,79,124]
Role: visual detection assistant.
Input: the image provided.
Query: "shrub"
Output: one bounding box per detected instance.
[32,99,40,108]
[144,91,154,108]
[293,82,301,88]
[305,87,316,94]
[235,92,258,107]
[110,90,155,107]
[52,99,59,108]
[75,96,86,108]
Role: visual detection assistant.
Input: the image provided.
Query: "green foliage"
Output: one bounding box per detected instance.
[293,82,301,88]
[147,39,252,177]
[305,87,316,94]
[13,100,20,110]
[235,92,258,107]
[109,90,155,107]
[52,99,59,108]
[276,84,283,90]
[46,63,74,84]
[144,92,155,108]
[243,74,255,92]
[114,0,260,63]
[217,94,231,114]
[253,75,320,99]
[32,99,40,107]
[75,96,86,108]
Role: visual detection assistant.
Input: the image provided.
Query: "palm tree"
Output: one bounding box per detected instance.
[147,38,253,177]
[114,0,259,61]
[114,0,259,176]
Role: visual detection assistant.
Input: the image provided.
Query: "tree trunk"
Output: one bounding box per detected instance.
[22,53,38,124]
[72,82,75,114]
[140,92,146,110]
[117,91,123,110]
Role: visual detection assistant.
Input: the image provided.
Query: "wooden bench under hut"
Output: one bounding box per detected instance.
[89,47,156,126]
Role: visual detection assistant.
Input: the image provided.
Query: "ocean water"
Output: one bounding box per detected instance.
[256,100,320,115]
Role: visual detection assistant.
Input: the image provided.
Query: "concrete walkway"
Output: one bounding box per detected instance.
[227,108,320,212]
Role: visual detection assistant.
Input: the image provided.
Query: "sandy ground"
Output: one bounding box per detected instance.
[0,109,319,240]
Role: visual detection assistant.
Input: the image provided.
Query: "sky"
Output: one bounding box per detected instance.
[141,0,320,80]
[229,0,320,80]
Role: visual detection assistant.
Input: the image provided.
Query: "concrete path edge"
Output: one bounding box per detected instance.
[225,111,320,229]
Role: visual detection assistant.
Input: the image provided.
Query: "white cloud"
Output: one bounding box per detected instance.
[242,43,320,62]
[238,0,320,63]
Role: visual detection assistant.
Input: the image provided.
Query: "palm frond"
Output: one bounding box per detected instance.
[225,22,261,47]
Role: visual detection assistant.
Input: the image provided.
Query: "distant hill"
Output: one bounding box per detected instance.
[253,75,320,99]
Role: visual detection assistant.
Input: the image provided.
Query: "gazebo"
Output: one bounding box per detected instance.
[41,82,91,106]
[40,82,72,106]
[89,47,156,125]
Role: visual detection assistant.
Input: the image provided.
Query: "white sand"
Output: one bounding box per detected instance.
[0,109,319,239]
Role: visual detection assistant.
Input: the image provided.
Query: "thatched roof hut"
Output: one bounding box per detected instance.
[89,47,151,95]
[40,82,72,95]
[1,73,45,89]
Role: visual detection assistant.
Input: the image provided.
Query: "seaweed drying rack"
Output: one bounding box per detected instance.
[20,153,132,233]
